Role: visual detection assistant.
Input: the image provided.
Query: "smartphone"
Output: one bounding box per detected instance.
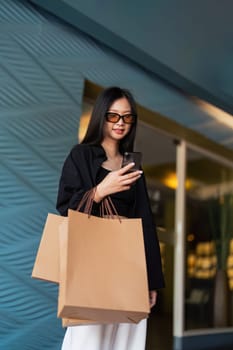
[121,152,142,172]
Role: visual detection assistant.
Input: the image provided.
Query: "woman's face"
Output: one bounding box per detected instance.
[103,97,133,142]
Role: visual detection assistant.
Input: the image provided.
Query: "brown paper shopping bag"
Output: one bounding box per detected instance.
[59,219,102,327]
[32,213,65,283]
[59,217,128,327]
[32,213,98,326]
[58,204,150,324]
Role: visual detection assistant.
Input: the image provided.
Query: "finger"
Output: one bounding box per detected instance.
[150,296,155,307]
[149,291,157,308]
[121,185,131,191]
[119,162,135,174]
[121,168,142,178]
[121,172,142,183]
[127,170,143,178]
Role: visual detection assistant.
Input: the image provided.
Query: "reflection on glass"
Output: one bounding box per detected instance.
[185,148,233,330]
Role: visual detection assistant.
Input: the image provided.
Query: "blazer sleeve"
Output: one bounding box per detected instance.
[56,148,99,216]
[135,173,165,291]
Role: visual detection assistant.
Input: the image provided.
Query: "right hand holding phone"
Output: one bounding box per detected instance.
[95,162,143,202]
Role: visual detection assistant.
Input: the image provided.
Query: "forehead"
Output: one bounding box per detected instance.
[109,97,131,112]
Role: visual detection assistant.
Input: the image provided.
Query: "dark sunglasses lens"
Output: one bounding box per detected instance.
[106,113,120,123]
[105,113,136,124]
[122,114,135,124]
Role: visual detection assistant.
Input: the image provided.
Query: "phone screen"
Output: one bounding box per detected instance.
[121,152,142,172]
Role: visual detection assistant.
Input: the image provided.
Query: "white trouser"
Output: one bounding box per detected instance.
[61,319,147,350]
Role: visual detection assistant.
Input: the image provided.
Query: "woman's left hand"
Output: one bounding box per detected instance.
[149,290,157,308]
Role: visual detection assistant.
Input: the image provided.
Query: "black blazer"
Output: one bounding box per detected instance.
[56,144,165,290]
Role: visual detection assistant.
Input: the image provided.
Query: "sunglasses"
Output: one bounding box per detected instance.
[105,112,136,124]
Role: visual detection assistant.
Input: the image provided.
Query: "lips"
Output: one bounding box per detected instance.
[113,128,125,134]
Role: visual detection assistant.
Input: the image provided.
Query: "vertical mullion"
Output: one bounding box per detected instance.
[173,140,186,337]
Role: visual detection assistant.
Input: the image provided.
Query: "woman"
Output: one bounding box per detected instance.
[56,86,165,350]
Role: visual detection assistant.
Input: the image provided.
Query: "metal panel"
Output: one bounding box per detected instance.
[30,0,233,115]
[0,1,83,348]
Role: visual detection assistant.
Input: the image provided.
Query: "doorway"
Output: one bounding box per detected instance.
[135,122,176,350]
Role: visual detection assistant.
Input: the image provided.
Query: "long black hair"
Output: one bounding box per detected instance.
[81,87,138,153]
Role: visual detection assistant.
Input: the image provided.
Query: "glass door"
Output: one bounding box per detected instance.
[135,123,176,350]
[185,147,233,331]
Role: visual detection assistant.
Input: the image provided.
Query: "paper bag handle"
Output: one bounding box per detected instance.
[77,188,121,221]
[76,188,96,214]
[101,196,117,216]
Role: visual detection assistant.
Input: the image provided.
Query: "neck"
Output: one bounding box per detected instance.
[101,139,120,159]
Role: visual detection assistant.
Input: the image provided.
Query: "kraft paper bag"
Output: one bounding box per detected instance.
[62,316,111,327]
[59,219,102,327]
[62,318,99,327]
[32,214,98,326]
[32,213,66,283]
[58,209,150,324]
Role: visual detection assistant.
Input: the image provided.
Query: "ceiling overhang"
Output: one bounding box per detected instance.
[29,0,233,115]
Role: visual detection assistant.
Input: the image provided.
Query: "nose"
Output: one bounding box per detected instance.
[116,116,124,125]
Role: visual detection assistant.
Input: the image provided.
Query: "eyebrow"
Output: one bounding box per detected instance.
[108,109,132,114]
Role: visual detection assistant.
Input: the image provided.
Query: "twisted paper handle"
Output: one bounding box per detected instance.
[76,188,96,215]
[77,188,121,221]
